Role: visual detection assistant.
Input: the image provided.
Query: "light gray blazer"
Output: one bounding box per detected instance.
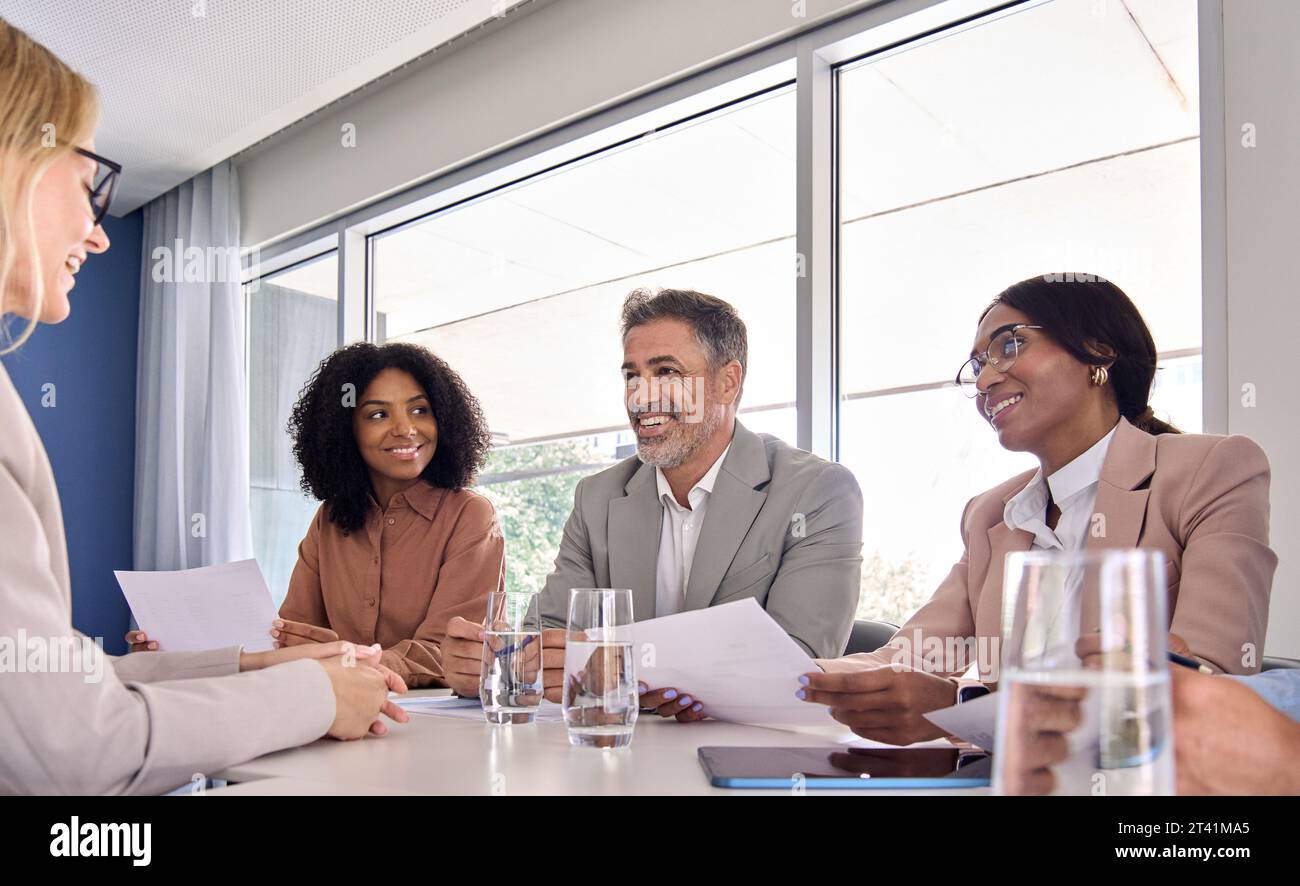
[539,420,863,658]
[0,363,335,795]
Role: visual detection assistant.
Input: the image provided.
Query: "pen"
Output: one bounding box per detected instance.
[1167,650,1213,674]
[493,633,537,659]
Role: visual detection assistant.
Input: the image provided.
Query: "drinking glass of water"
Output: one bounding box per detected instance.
[993,548,1174,796]
[563,588,637,748]
[479,590,544,725]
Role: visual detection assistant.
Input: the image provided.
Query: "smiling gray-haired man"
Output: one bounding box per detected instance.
[521,287,864,721]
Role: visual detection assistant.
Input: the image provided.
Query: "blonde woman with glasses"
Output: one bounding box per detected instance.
[0,18,407,795]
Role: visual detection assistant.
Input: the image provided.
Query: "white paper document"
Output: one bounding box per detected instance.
[114,559,279,653]
[392,695,483,712]
[394,695,565,723]
[624,599,856,739]
[922,691,999,750]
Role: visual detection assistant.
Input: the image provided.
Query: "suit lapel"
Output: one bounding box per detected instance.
[683,421,771,612]
[1074,420,1155,633]
[608,462,662,622]
[1085,418,1156,554]
[684,476,767,612]
[1087,486,1150,552]
[987,521,1035,641]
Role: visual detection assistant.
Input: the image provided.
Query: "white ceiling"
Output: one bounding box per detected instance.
[1,0,532,214]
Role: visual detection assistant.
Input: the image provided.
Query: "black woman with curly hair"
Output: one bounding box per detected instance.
[268,341,504,691]
[133,343,502,694]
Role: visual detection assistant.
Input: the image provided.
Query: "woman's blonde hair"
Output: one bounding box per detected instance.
[0,17,99,355]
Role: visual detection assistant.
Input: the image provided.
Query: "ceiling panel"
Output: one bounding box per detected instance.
[2,0,533,213]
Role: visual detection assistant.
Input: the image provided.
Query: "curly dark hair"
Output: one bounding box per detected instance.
[288,342,492,533]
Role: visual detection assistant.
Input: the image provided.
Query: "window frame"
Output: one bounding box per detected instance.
[241,0,1226,460]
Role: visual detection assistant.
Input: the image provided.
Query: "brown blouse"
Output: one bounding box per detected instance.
[281,481,504,688]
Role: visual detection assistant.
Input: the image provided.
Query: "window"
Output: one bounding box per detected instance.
[244,0,1220,630]
[371,87,797,591]
[836,0,1202,625]
[247,252,338,605]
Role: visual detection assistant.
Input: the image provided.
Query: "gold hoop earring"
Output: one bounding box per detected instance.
[1090,366,1109,387]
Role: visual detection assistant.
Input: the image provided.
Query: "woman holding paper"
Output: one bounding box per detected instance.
[131,344,503,693]
[276,341,503,693]
[0,19,407,795]
[798,275,1276,745]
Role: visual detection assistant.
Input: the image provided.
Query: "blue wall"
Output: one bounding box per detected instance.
[2,211,141,655]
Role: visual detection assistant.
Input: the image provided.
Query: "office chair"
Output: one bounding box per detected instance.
[1262,656,1300,671]
[845,618,901,656]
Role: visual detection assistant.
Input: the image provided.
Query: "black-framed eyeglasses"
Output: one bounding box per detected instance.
[955,324,1043,397]
[73,147,122,225]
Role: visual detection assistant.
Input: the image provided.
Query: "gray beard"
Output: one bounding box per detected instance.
[634,409,721,469]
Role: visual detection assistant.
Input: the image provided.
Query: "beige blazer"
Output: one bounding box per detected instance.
[0,363,335,795]
[823,418,1276,679]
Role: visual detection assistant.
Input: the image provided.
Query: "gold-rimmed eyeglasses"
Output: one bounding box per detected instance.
[955,324,1043,397]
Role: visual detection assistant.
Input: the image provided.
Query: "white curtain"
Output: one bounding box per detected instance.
[134,161,252,570]
[248,281,337,604]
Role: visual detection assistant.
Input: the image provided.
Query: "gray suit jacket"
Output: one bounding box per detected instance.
[0,363,335,795]
[539,420,863,658]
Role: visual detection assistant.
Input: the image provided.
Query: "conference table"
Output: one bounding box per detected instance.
[210,688,988,796]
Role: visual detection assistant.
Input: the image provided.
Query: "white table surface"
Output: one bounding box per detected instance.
[202,776,418,796]
[212,689,989,796]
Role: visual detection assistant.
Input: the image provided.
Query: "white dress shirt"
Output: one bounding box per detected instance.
[654,444,731,617]
[1004,422,1119,551]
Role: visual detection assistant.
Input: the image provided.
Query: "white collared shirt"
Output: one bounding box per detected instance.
[1004,422,1119,551]
[654,444,731,618]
